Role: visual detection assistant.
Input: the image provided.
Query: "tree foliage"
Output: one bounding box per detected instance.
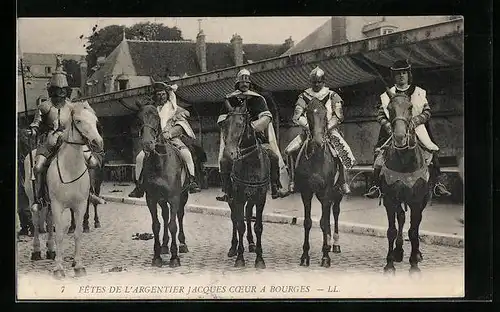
[62,59,81,88]
[84,22,184,72]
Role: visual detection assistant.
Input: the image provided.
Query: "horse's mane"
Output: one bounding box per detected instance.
[305,97,327,112]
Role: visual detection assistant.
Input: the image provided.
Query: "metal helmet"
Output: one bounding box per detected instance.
[48,55,69,88]
[236,68,251,84]
[309,66,325,82]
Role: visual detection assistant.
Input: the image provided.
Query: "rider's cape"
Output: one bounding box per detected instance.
[380,86,439,151]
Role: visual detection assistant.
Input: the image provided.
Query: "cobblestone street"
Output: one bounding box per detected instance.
[17,201,464,299]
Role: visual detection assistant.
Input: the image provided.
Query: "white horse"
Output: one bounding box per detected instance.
[23,103,103,278]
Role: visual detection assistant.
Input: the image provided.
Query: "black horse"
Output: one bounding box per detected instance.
[293,98,344,268]
[137,104,190,267]
[220,100,268,268]
[381,90,430,274]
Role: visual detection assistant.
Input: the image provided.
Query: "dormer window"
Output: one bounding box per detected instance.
[115,73,129,91]
[381,28,394,35]
[45,66,52,75]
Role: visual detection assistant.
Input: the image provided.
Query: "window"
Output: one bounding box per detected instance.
[382,28,394,35]
[45,66,52,75]
[118,80,128,90]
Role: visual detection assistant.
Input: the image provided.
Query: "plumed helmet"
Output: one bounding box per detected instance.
[390,59,412,71]
[236,68,251,84]
[48,55,69,88]
[309,66,325,81]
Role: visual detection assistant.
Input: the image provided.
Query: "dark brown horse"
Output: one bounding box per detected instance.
[293,98,344,268]
[137,104,190,268]
[381,91,430,275]
[220,100,268,268]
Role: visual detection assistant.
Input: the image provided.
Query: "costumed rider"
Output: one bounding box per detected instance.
[128,81,201,197]
[284,66,356,194]
[215,68,289,201]
[25,56,105,212]
[363,59,452,199]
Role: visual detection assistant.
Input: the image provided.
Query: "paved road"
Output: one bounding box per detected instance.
[16,201,464,299]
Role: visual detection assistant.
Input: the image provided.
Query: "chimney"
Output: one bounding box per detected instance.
[284,36,294,50]
[230,34,243,66]
[78,56,87,96]
[196,30,207,72]
[330,17,348,44]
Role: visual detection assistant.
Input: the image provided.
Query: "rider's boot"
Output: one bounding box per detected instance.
[338,166,351,194]
[269,151,288,199]
[31,156,47,213]
[430,152,452,197]
[363,167,383,199]
[216,171,231,202]
[89,193,106,205]
[128,169,145,198]
[187,175,201,193]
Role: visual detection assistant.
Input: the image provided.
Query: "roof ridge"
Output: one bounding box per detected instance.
[127,39,194,43]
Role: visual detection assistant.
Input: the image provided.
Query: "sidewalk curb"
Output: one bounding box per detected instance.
[101,194,464,249]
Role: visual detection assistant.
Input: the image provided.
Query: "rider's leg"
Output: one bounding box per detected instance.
[83,148,106,204]
[217,156,232,202]
[364,150,385,199]
[216,133,229,201]
[266,148,289,199]
[430,152,452,197]
[31,155,48,212]
[178,146,201,193]
[338,165,351,194]
[128,151,145,198]
[284,134,304,192]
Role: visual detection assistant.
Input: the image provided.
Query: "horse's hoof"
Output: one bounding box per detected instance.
[31,251,42,261]
[248,243,256,253]
[67,227,75,234]
[255,258,266,269]
[161,246,169,254]
[409,266,421,275]
[416,252,423,262]
[83,227,90,234]
[383,265,396,275]
[74,267,87,277]
[152,258,163,267]
[94,222,101,229]
[72,260,76,268]
[46,251,56,260]
[227,248,237,258]
[300,256,310,267]
[179,244,189,253]
[53,269,65,279]
[321,257,331,268]
[394,249,404,263]
[234,258,246,268]
[332,245,341,253]
[169,257,181,268]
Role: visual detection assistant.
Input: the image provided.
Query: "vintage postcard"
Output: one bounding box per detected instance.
[16,16,464,300]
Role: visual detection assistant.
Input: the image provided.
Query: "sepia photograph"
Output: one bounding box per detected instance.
[16,16,465,300]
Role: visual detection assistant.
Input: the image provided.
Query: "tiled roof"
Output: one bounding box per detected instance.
[22,53,84,66]
[242,44,284,62]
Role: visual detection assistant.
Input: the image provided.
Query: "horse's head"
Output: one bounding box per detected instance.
[71,103,103,152]
[386,89,415,149]
[305,98,328,148]
[222,99,253,161]
[137,104,161,153]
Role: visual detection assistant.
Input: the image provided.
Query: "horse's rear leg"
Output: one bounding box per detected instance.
[384,202,398,274]
[178,193,189,253]
[167,196,181,268]
[72,204,87,277]
[159,201,170,255]
[245,202,256,253]
[331,199,341,253]
[51,202,66,279]
[30,209,42,261]
[93,203,101,228]
[45,208,56,260]
[408,203,424,274]
[254,198,266,269]
[146,195,162,267]
[82,199,90,233]
[394,207,406,263]
[300,191,314,267]
[68,209,76,234]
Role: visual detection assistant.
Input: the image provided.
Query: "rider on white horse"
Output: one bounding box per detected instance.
[363,59,452,199]
[128,81,201,197]
[216,68,289,201]
[25,56,105,212]
[284,66,356,194]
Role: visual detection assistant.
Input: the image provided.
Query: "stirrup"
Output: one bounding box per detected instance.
[364,186,382,199]
[433,182,451,197]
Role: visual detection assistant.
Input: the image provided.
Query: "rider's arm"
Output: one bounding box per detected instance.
[291,94,308,128]
[250,96,273,132]
[28,108,42,134]
[327,92,344,130]
[411,90,431,127]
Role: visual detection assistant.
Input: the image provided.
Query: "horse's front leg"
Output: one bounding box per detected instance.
[159,201,170,255]
[93,203,101,228]
[68,209,76,234]
[51,202,66,279]
[45,207,56,260]
[254,194,267,269]
[394,206,406,263]
[82,199,90,233]
[167,195,181,268]
[30,208,42,261]
[300,190,314,267]
[318,192,333,268]
[72,202,87,277]
[228,201,238,258]
[331,195,342,253]
[146,194,162,267]
[234,199,246,267]
[178,192,189,253]
[383,199,398,274]
[245,201,256,253]
[408,202,424,274]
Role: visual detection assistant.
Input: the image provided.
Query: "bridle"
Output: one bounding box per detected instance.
[137,111,173,156]
[303,106,327,160]
[390,116,417,150]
